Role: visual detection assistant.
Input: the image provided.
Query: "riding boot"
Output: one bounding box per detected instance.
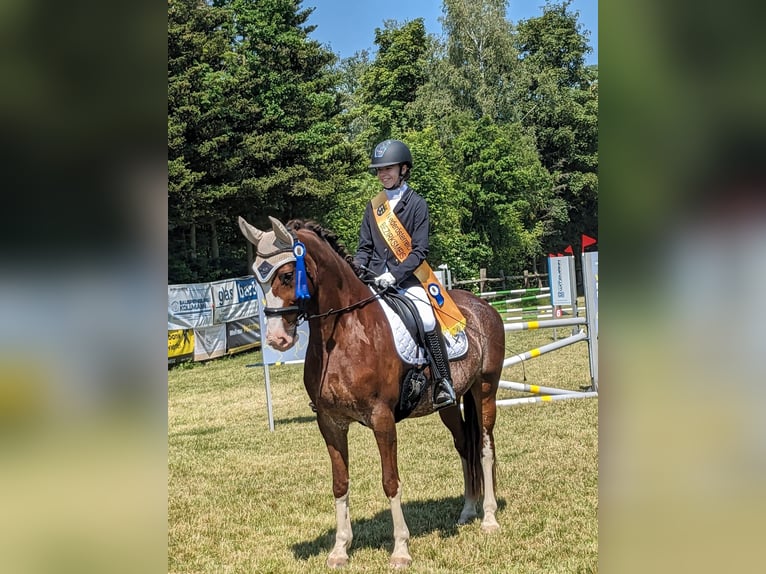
[424,328,456,410]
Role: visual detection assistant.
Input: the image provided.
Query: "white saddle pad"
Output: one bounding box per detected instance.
[372,288,469,366]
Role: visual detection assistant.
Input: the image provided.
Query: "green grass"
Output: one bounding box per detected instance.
[169,327,598,573]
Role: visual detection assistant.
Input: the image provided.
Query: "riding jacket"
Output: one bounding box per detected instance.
[354,184,430,288]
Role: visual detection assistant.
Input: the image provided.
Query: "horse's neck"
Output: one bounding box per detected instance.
[306,238,370,313]
[319,260,369,311]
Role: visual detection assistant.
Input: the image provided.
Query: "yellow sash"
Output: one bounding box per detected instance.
[371,191,466,335]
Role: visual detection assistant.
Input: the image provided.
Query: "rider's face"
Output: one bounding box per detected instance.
[376,164,404,188]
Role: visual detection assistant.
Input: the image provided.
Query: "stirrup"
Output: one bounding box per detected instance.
[433,378,456,410]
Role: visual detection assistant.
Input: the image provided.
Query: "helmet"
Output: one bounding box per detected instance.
[368,139,413,169]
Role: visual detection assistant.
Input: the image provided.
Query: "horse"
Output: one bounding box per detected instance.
[238,215,506,569]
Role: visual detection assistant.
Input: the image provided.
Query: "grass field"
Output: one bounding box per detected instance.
[168,325,598,573]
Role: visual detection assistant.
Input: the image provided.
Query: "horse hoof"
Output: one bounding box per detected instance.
[480,518,501,534]
[327,555,348,568]
[390,555,411,569]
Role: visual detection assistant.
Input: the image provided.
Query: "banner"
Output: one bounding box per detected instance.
[226,317,261,354]
[168,329,194,364]
[168,283,214,329]
[547,255,576,306]
[193,324,227,361]
[583,251,598,337]
[211,276,260,324]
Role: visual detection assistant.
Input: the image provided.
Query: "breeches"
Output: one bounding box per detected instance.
[402,285,436,331]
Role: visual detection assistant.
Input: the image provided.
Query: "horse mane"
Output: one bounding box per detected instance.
[286,219,362,276]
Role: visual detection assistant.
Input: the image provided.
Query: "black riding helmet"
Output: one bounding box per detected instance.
[368,139,413,170]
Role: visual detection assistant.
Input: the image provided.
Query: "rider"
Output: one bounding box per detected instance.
[353,139,457,410]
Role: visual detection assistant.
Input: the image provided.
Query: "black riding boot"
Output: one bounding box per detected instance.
[424,328,456,410]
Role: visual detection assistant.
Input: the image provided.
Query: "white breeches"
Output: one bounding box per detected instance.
[402,285,436,331]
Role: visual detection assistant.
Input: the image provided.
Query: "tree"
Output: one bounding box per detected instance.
[514,1,598,247]
[168,0,233,281]
[354,19,431,147]
[440,0,518,120]
[168,0,353,282]
[451,117,560,275]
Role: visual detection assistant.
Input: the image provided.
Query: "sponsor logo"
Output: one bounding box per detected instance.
[374,141,390,158]
[257,260,273,280]
[171,298,209,313]
[556,259,566,299]
[236,278,258,301]
[217,286,234,306]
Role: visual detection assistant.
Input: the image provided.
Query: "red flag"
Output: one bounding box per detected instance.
[564,245,574,256]
[557,253,564,257]
[581,234,597,252]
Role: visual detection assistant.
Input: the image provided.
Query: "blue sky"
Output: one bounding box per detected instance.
[305,0,598,66]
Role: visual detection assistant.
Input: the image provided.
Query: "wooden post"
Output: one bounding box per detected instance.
[480,268,487,294]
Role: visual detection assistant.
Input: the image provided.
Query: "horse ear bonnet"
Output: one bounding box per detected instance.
[238,216,296,284]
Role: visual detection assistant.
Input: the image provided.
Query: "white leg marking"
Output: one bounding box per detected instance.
[327,491,353,568]
[480,433,500,533]
[389,482,412,568]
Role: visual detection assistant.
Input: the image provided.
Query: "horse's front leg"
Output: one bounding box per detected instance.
[318,415,353,568]
[371,409,411,569]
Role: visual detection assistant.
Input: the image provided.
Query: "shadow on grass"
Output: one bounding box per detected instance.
[291,497,507,560]
[275,415,316,425]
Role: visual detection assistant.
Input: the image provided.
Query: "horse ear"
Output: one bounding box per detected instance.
[238,216,264,245]
[268,216,293,245]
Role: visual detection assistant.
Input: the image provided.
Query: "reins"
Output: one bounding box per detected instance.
[304,290,381,321]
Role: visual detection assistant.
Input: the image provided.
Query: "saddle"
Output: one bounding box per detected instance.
[380,291,425,349]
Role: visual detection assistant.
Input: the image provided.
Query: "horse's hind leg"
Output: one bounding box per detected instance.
[438,406,480,525]
[479,391,500,533]
[317,416,353,568]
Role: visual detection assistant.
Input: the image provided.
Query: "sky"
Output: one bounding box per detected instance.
[305,0,598,66]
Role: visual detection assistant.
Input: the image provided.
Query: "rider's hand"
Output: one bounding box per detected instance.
[374,272,396,289]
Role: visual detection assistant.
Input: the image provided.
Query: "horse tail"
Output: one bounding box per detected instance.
[462,389,484,500]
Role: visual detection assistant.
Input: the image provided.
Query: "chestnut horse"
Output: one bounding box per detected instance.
[238,216,505,569]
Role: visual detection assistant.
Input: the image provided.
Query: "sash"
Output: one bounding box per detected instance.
[371,191,466,335]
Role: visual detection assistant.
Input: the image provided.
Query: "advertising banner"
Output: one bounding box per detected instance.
[193,324,227,361]
[211,276,260,324]
[168,329,194,364]
[226,317,261,354]
[583,251,598,337]
[547,256,576,306]
[168,283,214,329]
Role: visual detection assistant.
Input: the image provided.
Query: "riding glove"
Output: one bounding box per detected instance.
[374,272,396,289]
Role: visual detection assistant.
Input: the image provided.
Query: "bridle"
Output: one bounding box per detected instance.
[259,234,380,324]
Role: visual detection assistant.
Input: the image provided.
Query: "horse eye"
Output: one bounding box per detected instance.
[279,272,294,286]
